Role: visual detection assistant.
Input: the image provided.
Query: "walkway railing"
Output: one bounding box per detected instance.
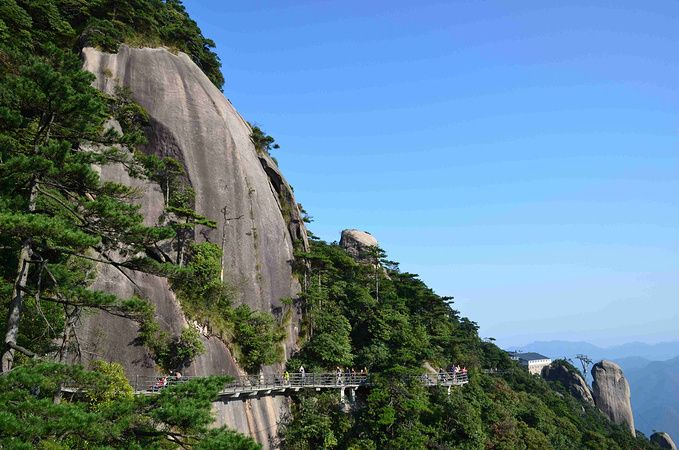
[133,370,469,397]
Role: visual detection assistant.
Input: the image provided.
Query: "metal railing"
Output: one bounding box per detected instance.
[133,370,469,395]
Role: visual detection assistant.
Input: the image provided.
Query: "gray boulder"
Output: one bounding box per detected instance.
[542,362,594,404]
[651,432,677,450]
[591,360,636,436]
[340,229,378,259]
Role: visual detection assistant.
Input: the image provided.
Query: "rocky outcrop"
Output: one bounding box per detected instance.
[340,229,378,260]
[80,45,308,448]
[651,432,677,449]
[541,362,594,404]
[258,152,309,250]
[591,360,636,436]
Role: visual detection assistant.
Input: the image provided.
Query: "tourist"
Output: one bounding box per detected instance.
[336,367,343,385]
[299,365,306,385]
[283,370,290,385]
[154,374,168,391]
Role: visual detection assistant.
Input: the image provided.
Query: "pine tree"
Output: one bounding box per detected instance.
[0,43,173,371]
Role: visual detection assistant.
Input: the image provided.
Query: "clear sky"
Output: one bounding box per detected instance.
[183,0,679,348]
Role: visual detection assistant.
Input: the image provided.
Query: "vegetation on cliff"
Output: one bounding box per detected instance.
[1,0,286,374]
[169,241,285,372]
[0,2,261,447]
[280,238,658,449]
[0,361,258,449]
[1,0,223,88]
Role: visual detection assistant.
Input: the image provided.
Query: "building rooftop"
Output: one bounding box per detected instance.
[509,352,550,362]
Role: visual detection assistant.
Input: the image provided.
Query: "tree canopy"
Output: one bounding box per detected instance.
[280,238,657,449]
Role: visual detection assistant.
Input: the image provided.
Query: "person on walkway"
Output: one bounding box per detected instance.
[351,367,356,383]
[299,365,306,385]
[175,371,182,382]
[154,375,168,391]
[283,370,290,385]
[336,367,343,385]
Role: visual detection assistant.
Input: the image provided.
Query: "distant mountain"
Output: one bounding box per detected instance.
[515,340,679,363]
[626,356,679,439]
[614,356,653,373]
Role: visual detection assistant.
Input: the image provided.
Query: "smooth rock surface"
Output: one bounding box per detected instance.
[591,360,636,436]
[79,45,308,448]
[340,229,378,259]
[651,432,677,450]
[542,362,594,404]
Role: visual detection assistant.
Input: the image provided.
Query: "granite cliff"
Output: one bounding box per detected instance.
[78,45,307,447]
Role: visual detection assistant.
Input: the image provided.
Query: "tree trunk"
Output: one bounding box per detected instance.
[375,267,379,302]
[53,383,63,404]
[2,182,38,372]
[177,233,185,267]
[58,305,81,363]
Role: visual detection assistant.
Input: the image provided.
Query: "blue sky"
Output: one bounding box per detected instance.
[183,0,679,348]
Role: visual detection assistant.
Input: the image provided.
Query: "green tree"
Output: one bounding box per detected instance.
[232,304,285,373]
[0,43,173,371]
[249,123,280,155]
[295,302,353,369]
[0,361,260,449]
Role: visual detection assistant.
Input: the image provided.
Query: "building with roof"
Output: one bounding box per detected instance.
[509,352,552,375]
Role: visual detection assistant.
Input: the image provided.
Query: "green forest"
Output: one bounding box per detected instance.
[0,1,666,449]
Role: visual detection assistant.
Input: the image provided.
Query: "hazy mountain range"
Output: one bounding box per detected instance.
[514,340,679,366]
[515,340,679,438]
[626,356,679,439]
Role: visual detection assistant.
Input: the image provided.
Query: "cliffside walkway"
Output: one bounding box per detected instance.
[132,370,469,402]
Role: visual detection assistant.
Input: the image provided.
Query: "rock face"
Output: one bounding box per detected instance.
[651,432,677,450]
[340,229,378,259]
[79,45,308,448]
[541,362,594,404]
[591,360,636,436]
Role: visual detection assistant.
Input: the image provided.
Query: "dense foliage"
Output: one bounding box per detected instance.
[0,362,258,449]
[280,238,657,449]
[250,123,280,155]
[169,242,286,372]
[0,0,223,88]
